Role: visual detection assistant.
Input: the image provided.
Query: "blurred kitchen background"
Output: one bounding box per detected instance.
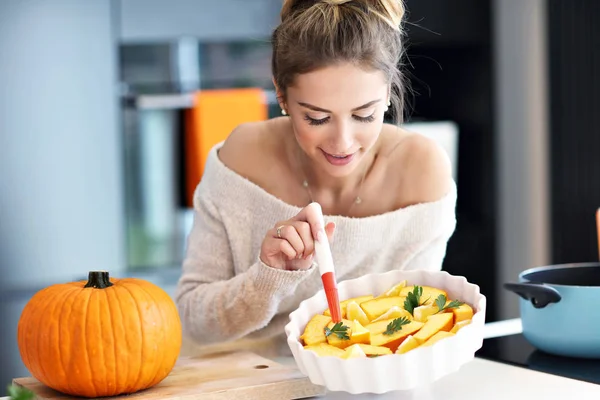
[0,0,598,394]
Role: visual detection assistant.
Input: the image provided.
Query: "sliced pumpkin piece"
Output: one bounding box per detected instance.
[360,296,406,321]
[343,344,367,359]
[400,285,448,306]
[412,313,453,344]
[421,331,455,347]
[355,343,393,356]
[370,320,424,352]
[347,301,370,326]
[365,319,394,335]
[450,319,471,333]
[325,319,370,349]
[372,306,412,322]
[304,343,346,357]
[451,303,474,323]
[323,295,373,318]
[396,334,420,354]
[413,304,438,322]
[377,280,408,298]
[300,314,332,346]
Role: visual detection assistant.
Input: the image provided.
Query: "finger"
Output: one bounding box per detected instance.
[278,239,297,260]
[292,202,324,240]
[291,220,313,259]
[276,225,305,258]
[325,221,336,243]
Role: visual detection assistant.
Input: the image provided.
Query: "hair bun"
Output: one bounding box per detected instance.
[322,0,353,4]
[322,0,405,30]
[281,0,405,28]
[364,0,405,29]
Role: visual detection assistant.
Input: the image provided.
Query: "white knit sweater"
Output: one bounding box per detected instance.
[175,142,457,356]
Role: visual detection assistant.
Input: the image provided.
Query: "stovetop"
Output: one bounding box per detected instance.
[476,334,600,385]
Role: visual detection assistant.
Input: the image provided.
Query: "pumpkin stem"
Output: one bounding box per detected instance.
[84,271,113,289]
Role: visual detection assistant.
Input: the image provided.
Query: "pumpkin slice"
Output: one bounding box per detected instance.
[323,295,373,318]
[412,313,453,344]
[355,343,393,356]
[343,344,368,359]
[304,343,346,358]
[450,319,472,333]
[365,319,395,335]
[360,296,406,321]
[400,285,447,306]
[377,280,408,298]
[347,301,370,326]
[372,306,412,322]
[421,331,455,347]
[451,303,474,323]
[413,304,439,322]
[300,314,332,346]
[325,319,370,349]
[370,320,425,352]
[396,335,420,354]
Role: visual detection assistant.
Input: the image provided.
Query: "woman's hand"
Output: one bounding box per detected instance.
[260,204,336,271]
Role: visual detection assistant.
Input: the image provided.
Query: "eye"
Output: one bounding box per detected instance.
[353,114,375,123]
[304,115,329,126]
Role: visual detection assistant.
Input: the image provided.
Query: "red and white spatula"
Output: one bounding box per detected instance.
[311,203,342,323]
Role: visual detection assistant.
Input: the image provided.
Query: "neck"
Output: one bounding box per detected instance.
[293,140,375,202]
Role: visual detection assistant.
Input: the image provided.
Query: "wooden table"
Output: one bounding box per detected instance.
[5,319,599,400]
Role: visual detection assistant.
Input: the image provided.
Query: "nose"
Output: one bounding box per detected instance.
[329,119,354,152]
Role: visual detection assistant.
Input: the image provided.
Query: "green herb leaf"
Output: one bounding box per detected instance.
[403,286,423,315]
[7,384,35,400]
[324,322,350,340]
[434,294,447,311]
[435,294,464,313]
[383,317,411,335]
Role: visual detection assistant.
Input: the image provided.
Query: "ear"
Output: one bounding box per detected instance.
[272,77,285,107]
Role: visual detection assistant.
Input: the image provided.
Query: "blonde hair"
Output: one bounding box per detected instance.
[272,0,407,122]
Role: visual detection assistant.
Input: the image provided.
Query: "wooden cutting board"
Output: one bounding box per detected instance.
[12,351,326,399]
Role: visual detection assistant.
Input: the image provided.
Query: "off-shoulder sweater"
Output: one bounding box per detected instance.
[175,142,457,356]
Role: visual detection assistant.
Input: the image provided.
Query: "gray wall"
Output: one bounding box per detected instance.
[0,0,122,392]
[493,0,551,319]
[118,0,281,43]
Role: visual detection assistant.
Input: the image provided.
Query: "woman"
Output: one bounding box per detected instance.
[175,0,456,357]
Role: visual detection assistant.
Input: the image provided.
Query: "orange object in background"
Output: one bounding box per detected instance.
[184,88,268,207]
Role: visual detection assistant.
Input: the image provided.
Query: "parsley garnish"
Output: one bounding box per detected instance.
[383,317,410,335]
[403,286,425,315]
[324,322,350,340]
[7,385,35,400]
[434,294,464,313]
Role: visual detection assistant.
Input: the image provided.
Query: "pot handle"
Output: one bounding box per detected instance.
[503,282,562,309]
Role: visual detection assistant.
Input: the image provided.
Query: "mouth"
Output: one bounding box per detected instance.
[320,149,357,166]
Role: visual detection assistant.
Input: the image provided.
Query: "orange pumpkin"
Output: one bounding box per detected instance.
[17,270,182,398]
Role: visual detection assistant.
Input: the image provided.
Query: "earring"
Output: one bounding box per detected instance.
[281,108,287,116]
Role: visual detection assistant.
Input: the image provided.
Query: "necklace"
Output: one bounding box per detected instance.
[296,146,369,211]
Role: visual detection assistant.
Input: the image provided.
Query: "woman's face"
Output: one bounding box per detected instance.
[283,63,389,178]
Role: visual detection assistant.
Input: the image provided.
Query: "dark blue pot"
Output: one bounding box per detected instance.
[504,262,600,359]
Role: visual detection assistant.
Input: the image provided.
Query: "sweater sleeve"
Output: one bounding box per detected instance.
[175,189,316,346]
[403,193,457,272]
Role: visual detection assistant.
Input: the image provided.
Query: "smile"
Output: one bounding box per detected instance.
[320,149,357,166]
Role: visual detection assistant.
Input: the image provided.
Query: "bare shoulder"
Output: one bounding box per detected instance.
[218,120,275,176]
[217,118,288,185]
[380,125,454,205]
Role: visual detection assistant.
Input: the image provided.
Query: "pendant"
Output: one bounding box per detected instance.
[355,196,362,204]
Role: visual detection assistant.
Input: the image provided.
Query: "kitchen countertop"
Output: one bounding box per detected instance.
[4,319,599,400]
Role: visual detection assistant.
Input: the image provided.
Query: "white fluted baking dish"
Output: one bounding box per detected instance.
[284,269,487,394]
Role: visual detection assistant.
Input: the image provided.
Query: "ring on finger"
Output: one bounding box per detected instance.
[276,225,285,238]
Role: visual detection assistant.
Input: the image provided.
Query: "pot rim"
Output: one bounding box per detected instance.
[519,262,600,288]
